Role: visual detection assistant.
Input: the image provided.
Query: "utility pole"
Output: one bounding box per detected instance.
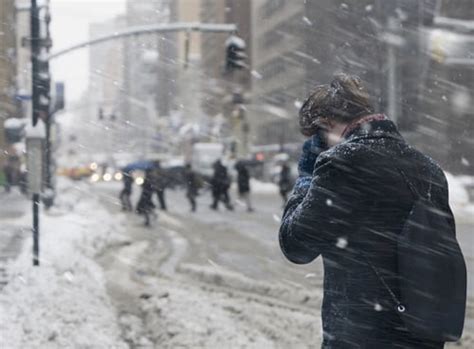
[30,0,41,266]
[42,1,54,208]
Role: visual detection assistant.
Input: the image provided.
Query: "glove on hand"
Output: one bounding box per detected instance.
[297,133,327,177]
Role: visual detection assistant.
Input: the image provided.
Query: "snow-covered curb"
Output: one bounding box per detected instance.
[0,180,127,348]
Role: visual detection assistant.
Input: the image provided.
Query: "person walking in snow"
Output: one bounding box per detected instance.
[278,162,292,204]
[184,163,200,212]
[119,170,133,211]
[279,73,459,348]
[136,168,156,226]
[152,161,167,211]
[210,159,233,211]
[235,161,253,212]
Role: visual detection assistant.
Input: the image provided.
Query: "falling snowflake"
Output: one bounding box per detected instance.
[326,199,333,206]
[251,70,263,79]
[374,303,383,311]
[302,16,313,26]
[336,237,348,249]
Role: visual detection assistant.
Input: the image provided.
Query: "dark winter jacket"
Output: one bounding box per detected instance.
[185,169,199,197]
[211,161,231,192]
[235,163,251,194]
[136,173,156,214]
[279,116,448,349]
[122,172,133,194]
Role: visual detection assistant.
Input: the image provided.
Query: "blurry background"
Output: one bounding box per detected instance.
[1,0,473,180]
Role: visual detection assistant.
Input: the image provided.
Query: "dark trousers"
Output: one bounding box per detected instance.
[119,190,132,211]
[211,189,233,210]
[187,193,197,212]
[156,189,167,210]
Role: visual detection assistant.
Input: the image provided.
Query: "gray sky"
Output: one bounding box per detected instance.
[50,0,126,103]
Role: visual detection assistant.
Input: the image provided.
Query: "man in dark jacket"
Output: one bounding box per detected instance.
[136,168,157,226]
[279,74,449,348]
[235,161,253,212]
[184,163,200,212]
[153,161,167,211]
[210,160,233,211]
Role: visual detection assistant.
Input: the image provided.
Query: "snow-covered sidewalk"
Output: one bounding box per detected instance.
[0,180,127,348]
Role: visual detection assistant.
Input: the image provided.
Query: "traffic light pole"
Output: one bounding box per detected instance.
[31,0,40,127]
[30,0,41,266]
[43,3,54,209]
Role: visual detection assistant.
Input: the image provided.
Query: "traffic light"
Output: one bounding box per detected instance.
[225,34,247,72]
[37,59,51,114]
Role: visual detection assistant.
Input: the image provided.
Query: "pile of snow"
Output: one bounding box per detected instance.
[445,172,471,206]
[0,180,127,348]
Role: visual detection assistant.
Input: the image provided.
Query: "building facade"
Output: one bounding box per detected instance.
[124,0,176,121]
[249,0,306,148]
[0,0,19,165]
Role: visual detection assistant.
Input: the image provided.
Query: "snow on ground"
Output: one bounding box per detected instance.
[249,179,279,194]
[446,172,471,206]
[0,179,128,348]
[1,173,473,348]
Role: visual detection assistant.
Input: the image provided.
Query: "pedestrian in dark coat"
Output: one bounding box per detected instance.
[153,161,167,211]
[279,74,449,348]
[278,163,292,204]
[210,159,233,211]
[119,170,133,211]
[136,168,156,226]
[184,164,199,212]
[235,161,253,212]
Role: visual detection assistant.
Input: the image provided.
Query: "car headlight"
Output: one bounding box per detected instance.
[90,173,100,183]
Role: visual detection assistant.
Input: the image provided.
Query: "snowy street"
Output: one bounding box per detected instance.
[2,177,473,348]
[95,181,323,347]
[95,179,474,347]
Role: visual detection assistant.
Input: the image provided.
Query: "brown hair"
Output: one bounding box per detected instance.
[299,73,374,136]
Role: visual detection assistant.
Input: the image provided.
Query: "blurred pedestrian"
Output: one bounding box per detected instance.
[279,73,464,348]
[278,163,292,204]
[153,161,167,211]
[136,168,156,226]
[210,159,233,211]
[184,163,199,212]
[235,161,253,212]
[119,170,133,211]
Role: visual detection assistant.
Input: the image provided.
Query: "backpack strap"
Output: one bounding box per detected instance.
[358,250,406,313]
[399,169,421,199]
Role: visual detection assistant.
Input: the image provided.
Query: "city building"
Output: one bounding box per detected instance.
[249,0,306,148]
[87,15,127,155]
[123,0,176,121]
[0,0,20,167]
[89,16,126,115]
[418,0,474,174]
[15,0,32,121]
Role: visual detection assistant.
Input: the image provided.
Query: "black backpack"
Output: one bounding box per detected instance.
[364,171,467,342]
